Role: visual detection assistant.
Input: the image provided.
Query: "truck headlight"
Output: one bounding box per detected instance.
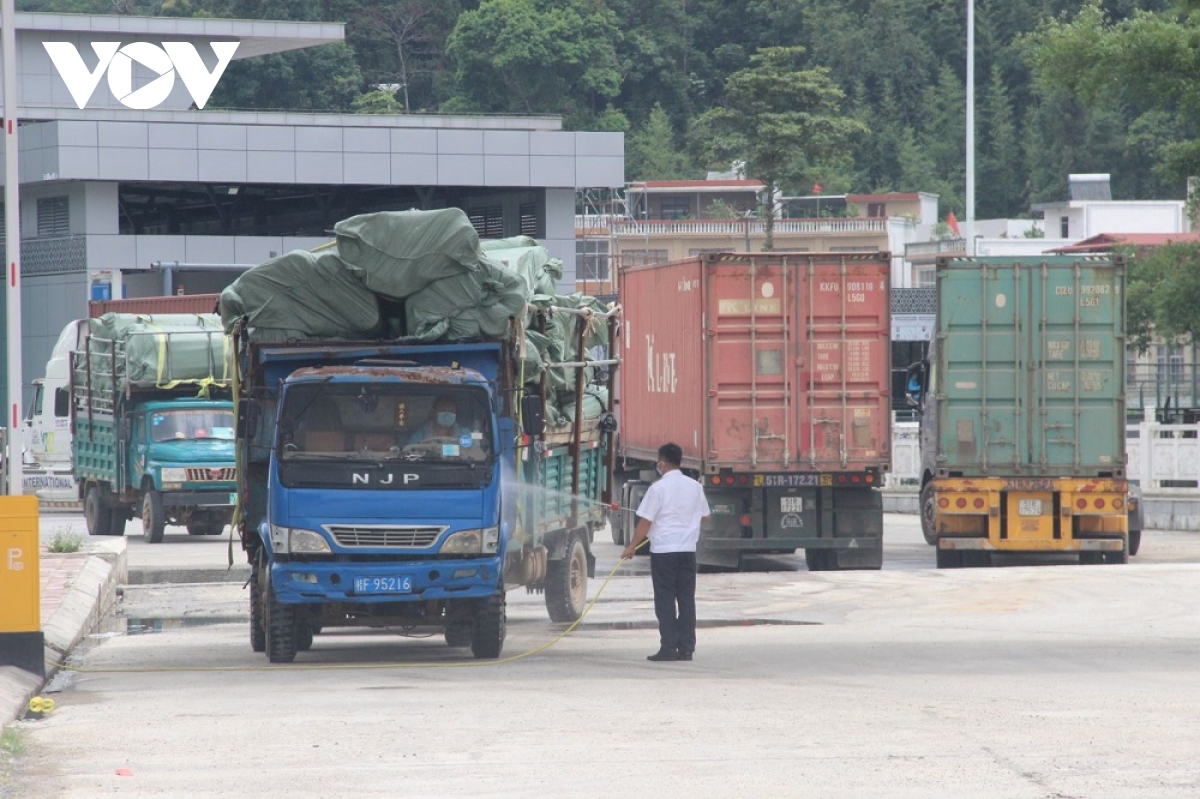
[161,467,187,482]
[269,524,331,555]
[440,527,499,555]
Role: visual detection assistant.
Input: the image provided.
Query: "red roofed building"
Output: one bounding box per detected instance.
[1048,232,1200,254]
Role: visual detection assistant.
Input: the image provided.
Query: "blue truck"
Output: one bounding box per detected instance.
[233,310,619,662]
[72,315,236,543]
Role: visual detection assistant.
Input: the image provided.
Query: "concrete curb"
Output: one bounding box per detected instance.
[0,538,127,730]
[127,565,250,585]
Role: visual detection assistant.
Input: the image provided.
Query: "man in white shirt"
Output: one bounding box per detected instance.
[621,442,711,662]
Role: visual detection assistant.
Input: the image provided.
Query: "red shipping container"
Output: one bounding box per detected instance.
[88,294,221,319]
[618,252,891,473]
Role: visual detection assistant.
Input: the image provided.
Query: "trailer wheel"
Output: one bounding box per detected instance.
[804,548,832,571]
[445,623,472,648]
[1128,530,1142,557]
[471,591,506,659]
[265,571,298,663]
[249,561,266,653]
[1103,540,1129,565]
[84,484,114,537]
[920,482,937,546]
[935,548,962,569]
[545,531,588,622]
[141,489,167,544]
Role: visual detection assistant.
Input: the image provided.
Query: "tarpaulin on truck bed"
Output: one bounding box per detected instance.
[222,209,614,426]
[219,251,380,342]
[86,313,229,388]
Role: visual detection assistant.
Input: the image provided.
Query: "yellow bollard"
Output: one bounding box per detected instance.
[0,496,43,677]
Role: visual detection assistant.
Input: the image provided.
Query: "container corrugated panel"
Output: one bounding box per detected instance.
[620,252,892,472]
[88,294,221,318]
[935,255,1126,477]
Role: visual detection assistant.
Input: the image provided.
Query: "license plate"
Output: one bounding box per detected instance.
[780,497,804,513]
[1018,499,1043,516]
[353,576,413,595]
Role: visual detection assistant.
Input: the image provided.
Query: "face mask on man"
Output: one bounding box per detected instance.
[437,411,457,428]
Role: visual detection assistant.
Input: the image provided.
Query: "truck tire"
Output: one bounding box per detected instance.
[249,563,266,653]
[804,548,832,571]
[84,484,115,537]
[935,547,963,569]
[920,482,937,546]
[295,625,314,651]
[265,572,298,663]
[545,531,588,622]
[471,591,506,659]
[445,624,472,648]
[109,508,129,536]
[141,489,167,544]
[1128,530,1142,557]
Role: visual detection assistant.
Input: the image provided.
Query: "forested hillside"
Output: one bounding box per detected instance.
[19,0,1193,217]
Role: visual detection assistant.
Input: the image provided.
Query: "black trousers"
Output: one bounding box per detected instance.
[650,551,697,654]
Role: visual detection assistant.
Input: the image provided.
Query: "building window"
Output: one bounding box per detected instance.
[1060,216,1069,238]
[621,249,669,268]
[659,197,691,220]
[468,206,504,238]
[519,202,539,236]
[37,196,70,237]
[576,239,610,281]
[917,268,935,288]
[867,203,885,218]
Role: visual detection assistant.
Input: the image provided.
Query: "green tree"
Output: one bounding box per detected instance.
[444,0,622,126]
[351,88,404,114]
[693,46,865,250]
[627,103,693,181]
[208,43,363,111]
[978,65,1024,217]
[1129,242,1200,350]
[347,0,461,113]
[1025,2,1199,187]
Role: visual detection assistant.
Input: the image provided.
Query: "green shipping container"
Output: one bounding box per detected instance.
[935,255,1126,477]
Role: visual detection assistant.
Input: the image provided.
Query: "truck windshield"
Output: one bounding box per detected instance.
[149,409,235,442]
[278,383,493,463]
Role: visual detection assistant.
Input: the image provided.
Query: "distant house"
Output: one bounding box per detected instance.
[1048,232,1200,254]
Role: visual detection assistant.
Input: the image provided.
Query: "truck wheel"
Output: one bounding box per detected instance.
[109,509,129,536]
[545,531,588,622]
[141,489,167,544]
[935,548,962,569]
[445,623,472,648]
[249,562,266,653]
[84,484,114,537]
[920,483,937,546]
[471,591,506,659]
[295,625,314,652]
[1128,530,1142,557]
[265,572,298,663]
[804,548,831,571]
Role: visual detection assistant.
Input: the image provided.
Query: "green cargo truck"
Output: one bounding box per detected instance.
[905,255,1134,566]
[73,313,236,543]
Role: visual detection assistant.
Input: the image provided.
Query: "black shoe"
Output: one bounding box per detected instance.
[677,652,693,661]
[647,650,678,662]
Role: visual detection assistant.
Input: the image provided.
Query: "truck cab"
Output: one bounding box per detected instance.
[241,345,517,663]
[22,321,86,502]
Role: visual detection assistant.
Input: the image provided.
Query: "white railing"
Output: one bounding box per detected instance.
[610,218,887,237]
[886,419,1200,490]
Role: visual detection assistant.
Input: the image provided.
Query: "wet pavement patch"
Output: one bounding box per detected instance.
[124,617,244,635]
[572,618,820,631]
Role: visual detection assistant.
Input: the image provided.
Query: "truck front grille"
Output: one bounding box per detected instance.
[185,467,236,482]
[324,525,446,548]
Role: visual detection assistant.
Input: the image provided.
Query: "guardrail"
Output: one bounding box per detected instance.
[886,419,1200,490]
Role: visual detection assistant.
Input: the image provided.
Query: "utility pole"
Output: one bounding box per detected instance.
[3,0,24,496]
[964,0,975,256]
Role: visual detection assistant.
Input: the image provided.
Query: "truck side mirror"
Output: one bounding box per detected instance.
[521,395,545,438]
[237,399,260,440]
[905,361,928,410]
